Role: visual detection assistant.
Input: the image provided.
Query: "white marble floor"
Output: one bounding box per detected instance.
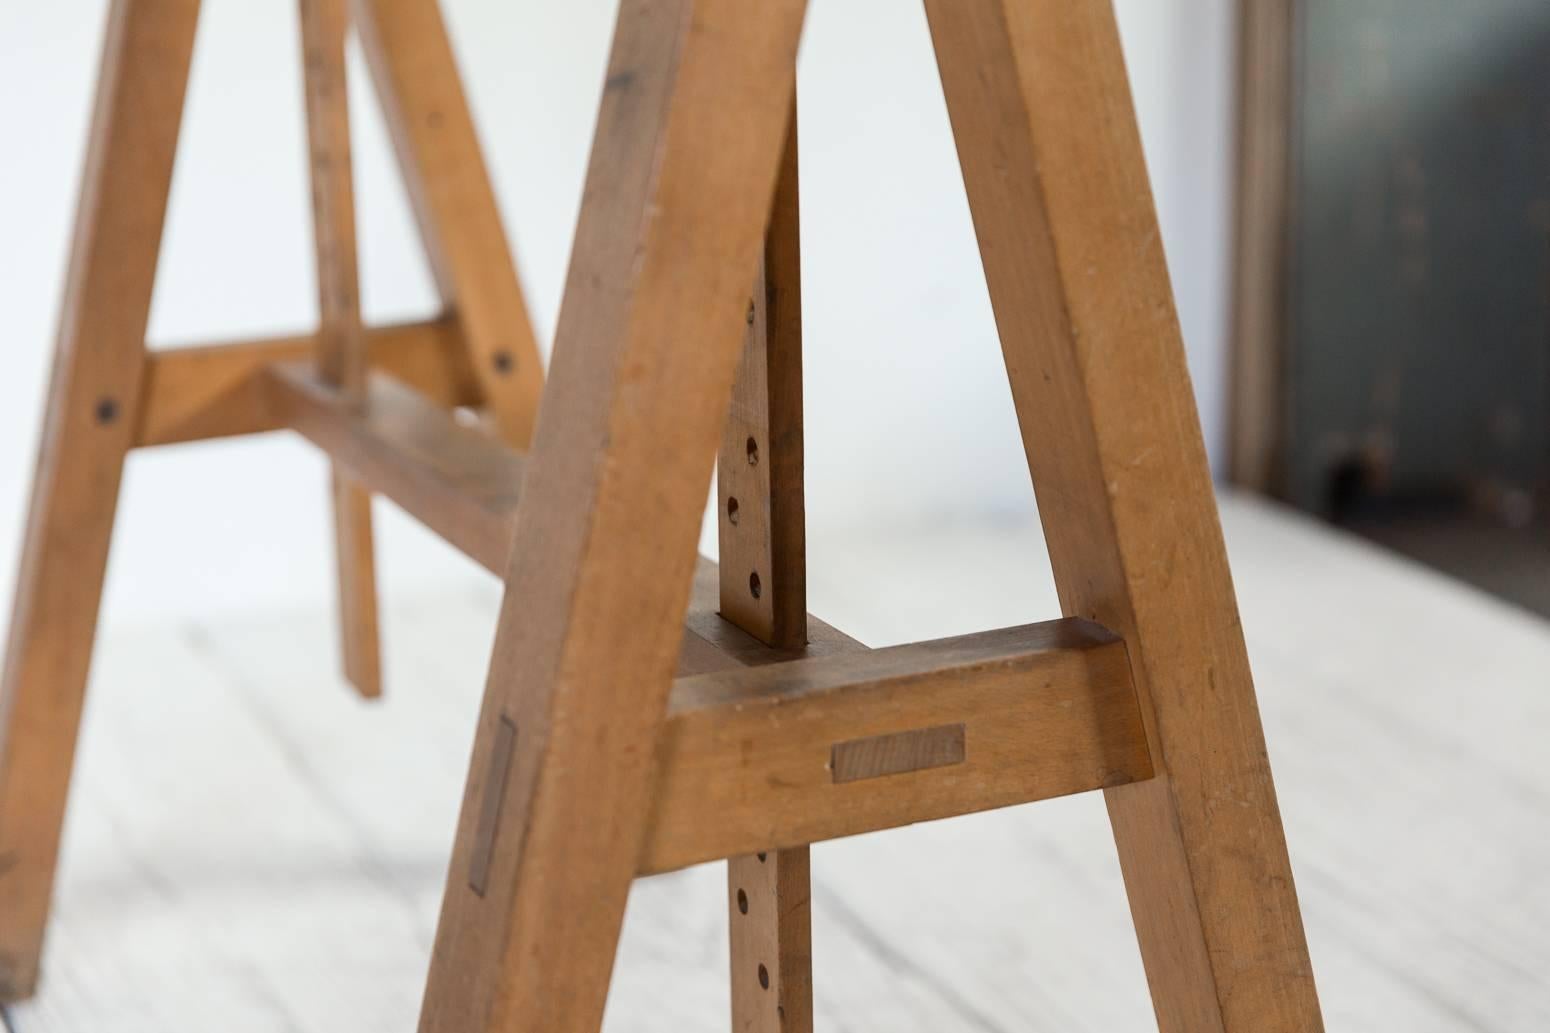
[6,492,1549,1032]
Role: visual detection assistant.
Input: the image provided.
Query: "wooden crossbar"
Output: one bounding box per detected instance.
[274,361,1138,880]
[644,617,1150,874]
[267,363,521,572]
[266,369,1152,861]
[269,364,872,676]
[135,316,479,448]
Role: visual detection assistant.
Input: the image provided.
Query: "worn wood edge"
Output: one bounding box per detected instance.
[134,316,479,447]
[643,618,1152,873]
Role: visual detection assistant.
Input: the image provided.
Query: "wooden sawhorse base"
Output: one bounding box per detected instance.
[0,1,1327,1032]
[0,0,544,999]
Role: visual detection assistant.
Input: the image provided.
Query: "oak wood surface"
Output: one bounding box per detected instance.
[681,563,855,684]
[715,108,814,1033]
[326,474,381,694]
[135,317,478,447]
[416,2,808,1029]
[717,110,807,654]
[924,2,1324,1030]
[0,0,202,1001]
[299,0,381,698]
[829,723,966,784]
[267,366,523,576]
[727,849,810,1033]
[645,618,1149,874]
[354,0,544,447]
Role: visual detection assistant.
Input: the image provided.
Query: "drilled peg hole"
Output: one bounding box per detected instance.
[749,572,761,599]
[492,351,514,375]
[758,964,770,990]
[757,852,767,863]
[737,889,748,915]
[746,436,759,465]
[727,496,740,525]
[94,398,119,425]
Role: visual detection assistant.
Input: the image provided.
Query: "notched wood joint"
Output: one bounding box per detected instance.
[829,722,966,784]
[467,714,517,897]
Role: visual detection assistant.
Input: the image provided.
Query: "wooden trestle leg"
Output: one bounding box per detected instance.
[354,0,545,449]
[924,2,1325,1031]
[0,0,202,1000]
[300,0,383,699]
[415,1,809,1030]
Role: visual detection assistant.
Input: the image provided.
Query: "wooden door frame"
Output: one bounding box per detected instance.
[1228,0,1298,493]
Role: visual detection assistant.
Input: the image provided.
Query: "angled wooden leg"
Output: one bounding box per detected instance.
[0,0,201,1000]
[719,106,813,1033]
[416,1,808,1030]
[327,471,380,695]
[300,0,382,699]
[353,0,544,447]
[924,3,1324,1032]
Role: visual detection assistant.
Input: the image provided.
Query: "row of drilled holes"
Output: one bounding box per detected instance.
[735,851,772,994]
[728,435,762,600]
[731,420,772,997]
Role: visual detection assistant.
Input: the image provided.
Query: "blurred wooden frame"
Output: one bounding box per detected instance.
[1230,0,1297,492]
[0,0,544,998]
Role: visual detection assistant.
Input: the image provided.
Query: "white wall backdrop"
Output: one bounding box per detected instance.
[0,0,1237,621]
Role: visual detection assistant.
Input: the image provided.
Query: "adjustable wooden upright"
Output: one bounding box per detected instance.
[0,1,1327,1032]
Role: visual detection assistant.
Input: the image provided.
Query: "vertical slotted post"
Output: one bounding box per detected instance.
[353,0,545,447]
[0,0,202,999]
[719,106,814,1033]
[924,2,1325,1032]
[300,0,381,698]
[415,1,808,1030]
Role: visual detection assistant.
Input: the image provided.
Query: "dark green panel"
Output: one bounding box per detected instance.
[1286,0,1550,515]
